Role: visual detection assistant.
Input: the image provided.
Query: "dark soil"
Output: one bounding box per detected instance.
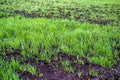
[17,71,40,80]
[0,4,120,26]
[1,44,119,80]
[5,51,119,80]
[6,49,21,58]
[88,19,114,25]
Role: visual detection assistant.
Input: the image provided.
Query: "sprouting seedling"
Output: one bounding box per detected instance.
[39,73,44,78]
[89,70,98,77]
[20,64,37,75]
[77,71,82,78]
[61,60,74,73]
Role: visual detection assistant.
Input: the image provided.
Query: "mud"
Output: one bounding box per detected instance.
[0,4,119,26]
[15,52,120,80]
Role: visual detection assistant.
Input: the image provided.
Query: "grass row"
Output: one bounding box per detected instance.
[0,0,120,26]
[0,58,37,80]
[0,17,119,68]
[0,1,120,79]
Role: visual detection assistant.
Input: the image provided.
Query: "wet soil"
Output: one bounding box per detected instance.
[6,51,120,80]
[0,4,120,26]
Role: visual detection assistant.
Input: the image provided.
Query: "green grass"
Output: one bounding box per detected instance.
[0,59,19,80]
[0,17,119,80]
[61,60,74,73]
[0,0,120,26]
[0,0,120,79]
[0,17,119,67]
[89,70,98,77]
[0,58,37,80]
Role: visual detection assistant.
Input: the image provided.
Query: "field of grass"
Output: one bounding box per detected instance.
[0,0,120,26]
[0,0,120,80]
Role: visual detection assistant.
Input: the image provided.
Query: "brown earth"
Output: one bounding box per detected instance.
[5,50,120,80]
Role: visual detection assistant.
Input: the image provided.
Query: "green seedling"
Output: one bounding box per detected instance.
[61,60,74,73]
[20,64,37,75]
[39,73,44,78]
[77,71,82,78]
[89,70,98,77]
